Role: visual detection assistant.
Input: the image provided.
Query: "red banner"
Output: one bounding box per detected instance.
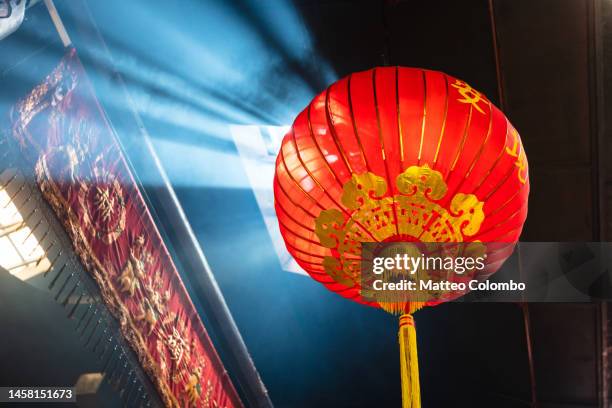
[10,49,243,408]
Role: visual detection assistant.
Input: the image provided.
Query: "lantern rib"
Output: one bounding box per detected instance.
[483,162,516,202]
[279,145,326,214]
[446,101,494,199]
[395,66,405,164]
[321,282,359,295]
[372,68,400,238]
[289,127,381,243]
[463,101,494,179]
[275,165,320,219]
[285,245,326,262]
[432,75,450,167]
[292,263,327,275]
[472,119,509,191]
[475,206,523,237]
[276,216,322,246]
[473,147,506,192]
[292,263,327,276]
[308,271,358,287]
[325,85,353,174]
[306,103,345,188]
[449,106,474,173]
[283,239,326,260]
[417,69,428,164]
[275,187,319,231]
[279,220,328,249]
[283,251,325,267]
[278,144,377,258]
[347,74,372,172]
[276,229,328,266]
[487,187,522,218]
[482,223,523,242]
[276,197,366,265]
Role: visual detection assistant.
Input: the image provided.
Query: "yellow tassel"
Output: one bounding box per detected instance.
[399,314,421,408]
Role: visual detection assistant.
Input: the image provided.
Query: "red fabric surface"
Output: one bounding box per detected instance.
[274,67,529,310]
[10,49,243,408]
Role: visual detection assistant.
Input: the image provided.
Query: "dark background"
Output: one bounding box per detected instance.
[1,0,611,407]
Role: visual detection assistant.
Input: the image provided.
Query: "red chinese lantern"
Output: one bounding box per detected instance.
[273,67,529,407]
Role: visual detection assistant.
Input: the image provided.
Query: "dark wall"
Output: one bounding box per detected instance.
[496,0,597,242]
[495,0,605,406]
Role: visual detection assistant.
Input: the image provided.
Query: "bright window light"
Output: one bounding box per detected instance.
[230,124,305,275]
[0,169,52,281]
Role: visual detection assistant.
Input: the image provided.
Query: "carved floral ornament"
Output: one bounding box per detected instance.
[11,50,242,408]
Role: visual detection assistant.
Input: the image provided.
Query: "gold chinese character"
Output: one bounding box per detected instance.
[451,80,486,114]
[505,128,528,184]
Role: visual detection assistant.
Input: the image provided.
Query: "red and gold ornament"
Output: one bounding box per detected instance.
[273,67,529,407]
